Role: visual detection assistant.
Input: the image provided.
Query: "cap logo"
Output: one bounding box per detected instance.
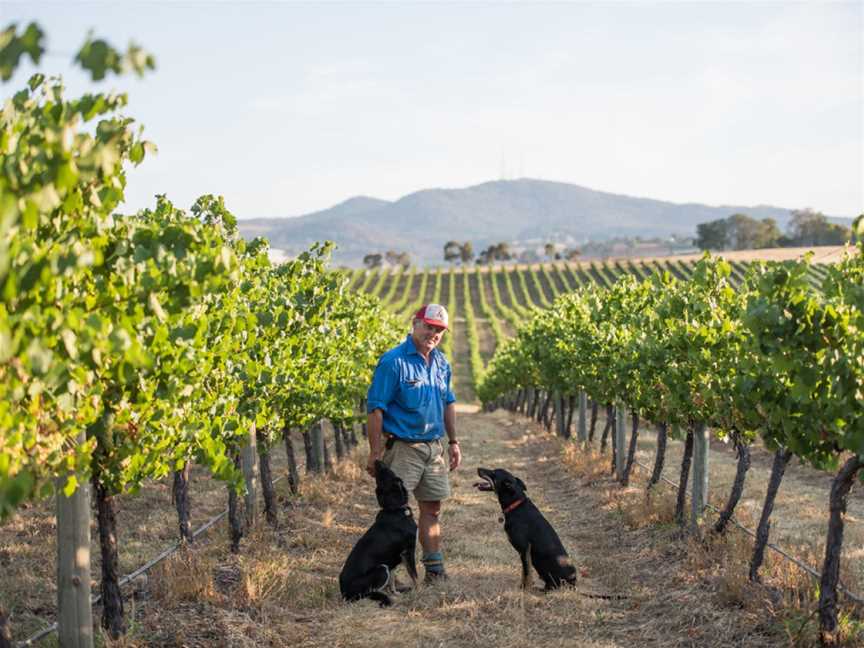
[425,304,446,323]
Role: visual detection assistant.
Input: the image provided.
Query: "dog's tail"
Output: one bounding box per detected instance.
[575,590,629,600]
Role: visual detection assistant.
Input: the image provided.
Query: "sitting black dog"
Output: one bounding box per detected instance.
[339,461,418,607]
[475,467,577,590]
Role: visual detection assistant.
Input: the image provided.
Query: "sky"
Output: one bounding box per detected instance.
[2,1,862,219]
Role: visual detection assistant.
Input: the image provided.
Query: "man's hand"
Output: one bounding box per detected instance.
[366,452,383,478]
[448,442,462,471]
[443,403,458,471]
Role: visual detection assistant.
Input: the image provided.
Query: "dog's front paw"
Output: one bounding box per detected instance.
[378,597,393,608]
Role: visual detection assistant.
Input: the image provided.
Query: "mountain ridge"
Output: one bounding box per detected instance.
[237,178,849,267]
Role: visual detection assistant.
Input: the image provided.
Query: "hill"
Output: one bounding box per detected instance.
[237,179,849,267]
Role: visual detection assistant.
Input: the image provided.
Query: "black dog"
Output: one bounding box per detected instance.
[475,467,577,590]
[339,461,418,607]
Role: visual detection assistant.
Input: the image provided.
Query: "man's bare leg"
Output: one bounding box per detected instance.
[418,500,441,552]
[418,500,446,580]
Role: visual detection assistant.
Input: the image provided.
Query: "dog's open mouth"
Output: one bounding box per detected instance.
[474,468,495,492]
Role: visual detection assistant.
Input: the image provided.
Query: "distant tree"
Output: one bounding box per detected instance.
[788,209,850,246]
[544,242,556,258]
[459,242,474,264]
[696,218,729,250]
[853,214,864,244]
[363,253,383,269]
[443,240,462,264]
[474,241,512,265]
[563,248,581,261]
[775,233,795,247]
[726,214,753,249]
[492,242,511,261]
[756,217,782,248]
[726,213,780,249]
[696,213,781,250]
[824,223,850,245]
[383,250,411,269]
[788,209,824,245]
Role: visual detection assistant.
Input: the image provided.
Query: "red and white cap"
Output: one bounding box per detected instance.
[414,303,449,330]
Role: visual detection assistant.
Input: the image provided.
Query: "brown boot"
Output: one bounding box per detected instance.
[423,570,449,585]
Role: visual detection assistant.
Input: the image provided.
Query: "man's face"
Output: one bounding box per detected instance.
[412,319,446,355]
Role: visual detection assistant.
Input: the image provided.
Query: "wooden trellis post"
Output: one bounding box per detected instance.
[56,433,95,648]
[577,391,587,443]
[615,404,626,481]
[240,423,260,528]
[309,419,326,473]
[691,422,710,529]
[556,392,566,437]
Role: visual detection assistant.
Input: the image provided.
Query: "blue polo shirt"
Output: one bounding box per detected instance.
[366,335,456,441]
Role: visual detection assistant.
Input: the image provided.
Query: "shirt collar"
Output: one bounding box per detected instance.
[404,334,420,356]
[404,334,439,363]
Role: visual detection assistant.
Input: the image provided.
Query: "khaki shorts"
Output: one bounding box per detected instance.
[382,438,451,502]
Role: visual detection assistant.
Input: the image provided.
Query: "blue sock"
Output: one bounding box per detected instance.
[422,551,445,574]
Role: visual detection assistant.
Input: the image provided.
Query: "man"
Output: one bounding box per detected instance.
[366,303,461,583]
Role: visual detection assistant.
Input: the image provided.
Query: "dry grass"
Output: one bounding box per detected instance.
[149,546,220,607]
[559,418,864,647]
[3,410,864,646]
[589,245,850,266]
[0,454,240,641]
[636,420,864,594]
[589,408,864,594]
[444,245,848,277]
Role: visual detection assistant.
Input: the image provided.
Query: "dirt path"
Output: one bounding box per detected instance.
[290,406,631,648]
[153,407,800,647]
[6,408,847,645]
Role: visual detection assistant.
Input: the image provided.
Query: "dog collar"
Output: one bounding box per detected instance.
[498,498,526,522]
[502,498,525,515]
[386,506,412,517]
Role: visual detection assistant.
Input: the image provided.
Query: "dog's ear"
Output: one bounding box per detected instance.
[501,477,522,494]
[516,477,527,492]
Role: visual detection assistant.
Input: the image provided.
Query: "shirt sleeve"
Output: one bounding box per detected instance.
[367,357,399,413]
[444,362,456,405]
